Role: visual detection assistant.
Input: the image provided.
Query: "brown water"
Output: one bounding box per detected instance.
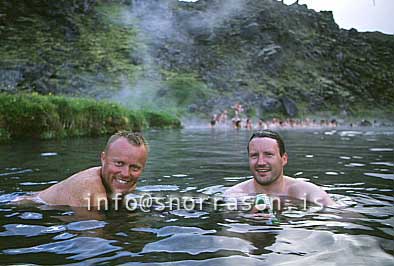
[0,128,393,265]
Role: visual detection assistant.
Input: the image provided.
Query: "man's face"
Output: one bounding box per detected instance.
[101,137,148,195]
[248,137,288,186]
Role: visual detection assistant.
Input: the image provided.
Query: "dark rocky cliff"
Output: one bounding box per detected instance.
[1,0,393,119]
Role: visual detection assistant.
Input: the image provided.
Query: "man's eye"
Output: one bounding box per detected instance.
[115,161,124,166]
[131,166,140,171]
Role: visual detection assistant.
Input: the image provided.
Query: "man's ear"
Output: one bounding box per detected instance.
[282,152,288,166]
[100,152,106,165]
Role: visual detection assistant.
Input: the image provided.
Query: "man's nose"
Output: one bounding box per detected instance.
[120,166,131,177]
[257,155,266,165]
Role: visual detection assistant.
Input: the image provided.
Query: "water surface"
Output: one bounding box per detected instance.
[0,128,393,265]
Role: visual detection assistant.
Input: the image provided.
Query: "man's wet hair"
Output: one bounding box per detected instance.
[247,130,286,156]
[104,131,148,152]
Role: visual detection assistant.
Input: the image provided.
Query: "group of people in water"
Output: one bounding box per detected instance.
[211,116,339,129]
[15,129,335,209]
[210,103,338,129]
[210,102,381,129]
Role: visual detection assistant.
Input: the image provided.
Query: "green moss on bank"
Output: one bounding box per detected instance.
[162,71,215,107]
[0,93,181,143]
[142,110,182,128]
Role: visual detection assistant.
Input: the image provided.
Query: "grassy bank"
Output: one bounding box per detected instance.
[0,93,181,142]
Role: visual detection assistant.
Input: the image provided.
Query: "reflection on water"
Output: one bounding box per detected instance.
[0,128,393,265]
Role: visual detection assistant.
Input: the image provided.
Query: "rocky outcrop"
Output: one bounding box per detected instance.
[281,96,298,117]
[128,0,394,116]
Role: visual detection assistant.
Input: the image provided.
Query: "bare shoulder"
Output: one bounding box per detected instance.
[224,179,254,197]
[285,176,335,206]
[38,166,105,206]
[67,167,102,186]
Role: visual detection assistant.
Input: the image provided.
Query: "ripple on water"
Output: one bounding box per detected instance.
[352,205,393,218]
[364,172,394,180]
[172,174,188,178]
[132,225,216,237]
[3,237,123,260]
[19,212,43,220]
[325,171,339,175]
[197,185,225,195]
[333,182,365,187]
[264,229,394,265]
[66,220,107,231]
[169,209,208,219]
[223,176,250,183]
[324,130,337,135]
[370,162,394,167]
[53,232,77,240]
[141,234,257,255]
[219,223,278,233]
[40,152,58,157]
[20,181,58,186]
[282,209,309,219]
[338,131,363,137]
[369,148,394,152]
[137,185,180,192]
[121,255,264,266]
[180,186,197,192]
[0,192,26,203]
[0,224,65,237]
[285,220,373,231]
[344,163,365,167]
[0,168,33,177]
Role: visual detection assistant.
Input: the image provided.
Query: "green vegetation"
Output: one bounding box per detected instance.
[142,110,181,128]
[0,93,181,143]
[163,72,215,106]
[0,1,140,96]
[74,3,140,78]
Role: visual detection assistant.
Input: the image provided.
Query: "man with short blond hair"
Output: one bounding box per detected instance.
[17,131,148,208]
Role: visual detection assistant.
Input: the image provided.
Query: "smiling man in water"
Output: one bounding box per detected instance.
[25,131,148,208]
[224,130,335,207]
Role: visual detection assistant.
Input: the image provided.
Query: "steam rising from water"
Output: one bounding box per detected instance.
[112,0,247,111]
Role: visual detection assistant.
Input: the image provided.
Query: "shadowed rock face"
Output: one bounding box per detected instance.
[281,96,298,117]
[1,0,393,117]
